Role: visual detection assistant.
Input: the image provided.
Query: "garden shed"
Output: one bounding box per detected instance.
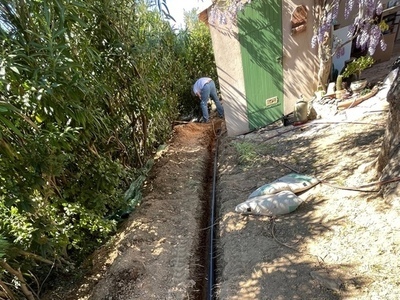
[199,0,319,136]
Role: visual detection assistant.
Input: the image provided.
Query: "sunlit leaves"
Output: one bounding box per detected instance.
[0,0,175,295]
[0,0,216,297]
[147,0,176,21]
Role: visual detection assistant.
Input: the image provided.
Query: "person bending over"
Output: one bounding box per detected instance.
[192,77,224,123]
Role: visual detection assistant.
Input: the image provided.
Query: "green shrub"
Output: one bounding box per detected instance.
[0,0,218,297]
[342,56,375,80]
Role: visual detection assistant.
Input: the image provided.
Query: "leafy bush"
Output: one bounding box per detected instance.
[342,56,375,80]
[0,0,217,298]
[174,9,219,118]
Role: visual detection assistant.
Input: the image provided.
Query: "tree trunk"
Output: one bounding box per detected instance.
[317,42,332,89]
[314,0,333,89]
[376,69,400,202]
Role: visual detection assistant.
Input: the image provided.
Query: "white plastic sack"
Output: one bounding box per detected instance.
[249,173,319,199]
[235,190,303,216]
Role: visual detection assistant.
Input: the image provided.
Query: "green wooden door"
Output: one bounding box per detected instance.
[238,0,283,130]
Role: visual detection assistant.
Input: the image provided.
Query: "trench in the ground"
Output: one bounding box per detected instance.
[190,124,221,300]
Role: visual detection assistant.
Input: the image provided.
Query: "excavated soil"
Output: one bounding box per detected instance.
[45,119,224,300]
[44,47,400,299]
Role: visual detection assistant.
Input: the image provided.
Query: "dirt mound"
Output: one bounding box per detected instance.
[44,120,222,300]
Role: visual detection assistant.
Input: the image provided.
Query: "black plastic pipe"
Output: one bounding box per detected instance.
[207,129,220,300]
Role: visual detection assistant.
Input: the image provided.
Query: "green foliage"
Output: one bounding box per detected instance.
[0,236,10,258]
[233,141,259,165]
[232,141,276,169]
[148,0,176,21]
[0,0,218,298]
[174,9,219,118]
[342,56,375,80]
[379,20,389,33]
[360,88,372,96]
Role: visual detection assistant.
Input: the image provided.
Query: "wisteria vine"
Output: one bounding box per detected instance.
[208,0,252,25]
[209,0,387,56]
[313,0,385,56]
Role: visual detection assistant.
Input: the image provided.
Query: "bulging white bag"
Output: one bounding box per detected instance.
[249,173,319,199]
[235,190,303,216]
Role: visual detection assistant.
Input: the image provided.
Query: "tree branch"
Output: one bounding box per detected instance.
[0,260,35,300]
[16,250,54,266]
[0,278,16,300]
[331,30,359,58]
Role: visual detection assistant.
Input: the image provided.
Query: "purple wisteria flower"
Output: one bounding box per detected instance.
[209,0,384,58]
[312,0,384,57]
[209,0,252,25]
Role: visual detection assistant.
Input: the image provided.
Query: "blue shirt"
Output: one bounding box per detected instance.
[193,77,212,97]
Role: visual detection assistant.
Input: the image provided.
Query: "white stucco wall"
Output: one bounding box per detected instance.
[282,0,319,114]
[202,0,319,136]
[208,19,250,136]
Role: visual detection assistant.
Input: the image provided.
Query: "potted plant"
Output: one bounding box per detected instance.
[342,56,375,92]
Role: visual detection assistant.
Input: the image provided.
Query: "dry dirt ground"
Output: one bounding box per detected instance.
[213,52,400,299]
[216,80,398,299]
[46,48,400,299]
